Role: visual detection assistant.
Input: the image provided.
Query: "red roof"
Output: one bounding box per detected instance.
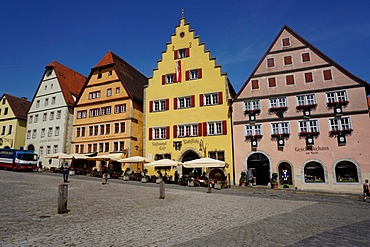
[1,94,31,120]
[90,51,148,102]
[46,61,87,107]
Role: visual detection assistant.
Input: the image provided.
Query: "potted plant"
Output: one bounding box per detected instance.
[239,171,247,186]
[123,167,130,181]
[271,172,278,189]
[187,172,195,187]
[141,168,148,183]
[214,173,222,189]
[156,170,163,184]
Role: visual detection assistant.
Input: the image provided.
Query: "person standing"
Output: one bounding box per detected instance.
[62,162,69,183]
[363,179,369,201]
[102,161,109,185]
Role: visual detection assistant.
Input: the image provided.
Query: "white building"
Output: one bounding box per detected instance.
[25,61,86,168]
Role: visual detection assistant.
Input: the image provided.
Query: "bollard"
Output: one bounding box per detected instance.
[58,184,68,214]
[159,181,165,199]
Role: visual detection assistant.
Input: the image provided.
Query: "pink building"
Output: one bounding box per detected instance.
[232,26,370,193]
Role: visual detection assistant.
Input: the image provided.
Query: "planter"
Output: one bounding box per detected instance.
[239,182,246,186]
[123,175,130,181]
[271,182,278,189]
[187,180,194,187]
[214,182,222,190]
[141,177,148,183]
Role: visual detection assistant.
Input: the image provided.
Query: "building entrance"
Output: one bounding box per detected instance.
[247,153,270,185]
[181,151,201,176]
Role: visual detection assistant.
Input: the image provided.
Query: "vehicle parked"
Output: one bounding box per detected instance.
[0,148,38,171]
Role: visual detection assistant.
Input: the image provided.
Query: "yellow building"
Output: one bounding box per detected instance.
[0,94,31,149]
[144,16,236,183]
[72,51,147,173]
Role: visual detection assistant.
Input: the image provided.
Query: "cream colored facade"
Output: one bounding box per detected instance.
[72,52,147,171]
[145,17,235,183]
[232,26,370,193]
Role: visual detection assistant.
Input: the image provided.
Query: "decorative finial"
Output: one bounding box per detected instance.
[181,9,185,18]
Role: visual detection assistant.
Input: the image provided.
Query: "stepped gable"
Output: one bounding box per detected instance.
[46,61,87,107]
[235,25,369,98]
[94,51,148,102]
[3,94,31,120]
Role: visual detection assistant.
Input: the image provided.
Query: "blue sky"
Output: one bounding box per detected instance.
[1,0,369,100]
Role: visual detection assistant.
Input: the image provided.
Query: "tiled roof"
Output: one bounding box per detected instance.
[93,51,148,102]
[1,94,31,120]
[46,61,87,107]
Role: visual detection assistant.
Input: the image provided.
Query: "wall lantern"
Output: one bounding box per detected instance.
[173,141,182,151]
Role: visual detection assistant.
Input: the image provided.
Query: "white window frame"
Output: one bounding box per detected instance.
[56,110,61,119]
[107,88,112,97]
[48,127,53,137]
[114,104,126,114]
[244,100,260,111]
[204,93,219,106]
[271,122,290,135]
[41,128,45,138]
[152,127,166,140]
[298,120,319,133]
[177,124,198,137]
[245,124,262,136]
[207,122,223,136]
[190,70,198,80]
[329,117,352,131]
[50,111,54,120]
[269,97,287,108]
[55,126,60,136]
[178,96,191,109]
[153,100,166,112]
[178,49,186,59]
[296,94,316,107]
[166,74,175,84]
[326,91,347,104]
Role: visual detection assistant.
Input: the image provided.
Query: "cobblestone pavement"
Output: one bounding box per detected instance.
[1,171,369,247]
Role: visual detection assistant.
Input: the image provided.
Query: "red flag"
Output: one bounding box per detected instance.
[176,60,182,82]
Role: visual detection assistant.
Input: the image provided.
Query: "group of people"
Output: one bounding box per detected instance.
[61,161,110,185]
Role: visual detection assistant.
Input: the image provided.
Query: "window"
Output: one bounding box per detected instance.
[75,145,79,154]
[100,125,105,135]
[175,48,189,59]
[1,126,5,135]
[178,49,186,58]
[114,122,126,134]
[4,107,8,115]
[152,127,167,140]
[44,85,47,90]
[45,98,49,106]
[7,125,12,135]
[81,127,85,137]
[115,87,120,94]
[32,129,37,139]
[296,94,316,107]
[204,93,219,106]
[113,141,125,152]
[88,144,92,153]
[55,126,60,136]
[178,96,192,109]
[282,37,291,47]
[80,144,84,153]
[285,75,295,85]
[88,91,101,99]
[113,142,119,152]
[50,111,54,120]
[108,70,113,76]
[39,146,44,156]
[208,122,223,135]
[34,114,38,123]
[105,142,110,152]
[76,127,81,137]
[302,52,311,62]
[323,69,333,81]
[90,108,100,117]
[304,72,313,83]
[244,100,260,111]
[48,127,52,137]
[114,104,126,113]
[209,151,225,161]
[107,88,112,97]
[298,120,319,134]
[268,77,276,88]
[27,130,31,139]
[119,141,125,151]
[93,143,97,152]
[51,84,53,89]
[51,97,56,105]
[106,124,110,134]
[269,97,287,109]
[166,74,175,84]
[284,56,292,65]
[271,122,290,135]
[89,126,93,136]
[77,110,87,119]
[2,98,6,104]
[101,106,111,115]
[94,125,98,136]
[97,73,102,79]
[53,145,58,154]
[43,113,47,121]
[190,69,199,80]
[36,100,40,108]
[251,79,259,90]
[56,110,61,119]
[329,117,352,132]
[29,116,33,124]
[335,161,358,183]
[245,124,262,137]
[177,124,198,137]
[99,143,104,152]
[41,128,45,138]
[304,162,325,183]
[326,91,347,104]
[267,58,275,68]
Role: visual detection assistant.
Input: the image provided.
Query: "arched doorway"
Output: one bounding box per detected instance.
[278,162,293,185]
[335,160,358,183]
[247,153,270,185]
[27,144,35,151]
[181,150,201,176]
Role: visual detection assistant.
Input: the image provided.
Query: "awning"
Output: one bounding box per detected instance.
[117,156,151,163]
[145,159,182,168]
[183,157,225,168]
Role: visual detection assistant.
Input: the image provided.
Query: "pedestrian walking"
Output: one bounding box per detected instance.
[62,162,69,183]
[102,161,109,185]
[363,179,369,201]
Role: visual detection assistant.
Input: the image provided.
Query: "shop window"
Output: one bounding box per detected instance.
[335,161,358,183]
[304,162,325,183]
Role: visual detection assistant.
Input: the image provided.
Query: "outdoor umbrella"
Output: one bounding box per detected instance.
[145,159,182,168]
[118,156,152,172]
[183,157,225,168]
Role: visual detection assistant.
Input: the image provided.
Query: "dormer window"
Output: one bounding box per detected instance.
[97,72,102,79]
[282,37,291,47]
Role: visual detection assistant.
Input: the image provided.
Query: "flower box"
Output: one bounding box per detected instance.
[244,109,261,115]
[296,104,317,110]
[268,106,288,112]
[298,131,320,137]
[245,134,263,140]
[329,129,353,136]
[326,101,349,107]
[271,133,290,138]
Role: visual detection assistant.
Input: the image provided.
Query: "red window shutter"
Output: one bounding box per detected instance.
[251,80,259,89]
[149,128,152,140]
[222,120,227,135]
[218,92,223,104]
[174,98,178,109]
[162,75,166,85]
[174,72,177,82]
[198,69,202,79]
[198,123,203,136]
[149,101,153,112]
[203,122,207,136]
[173,125,177,138]
[305,72,313,83]
[302,52,310,62]
[165,98,169,110]
[185,48,190,57]
[199,94,204,106]
[284,56,292,65]
[286,75,294,85]
[268,77,276,87]
[166,126,170,139]
[267,58,275,68]
[174,50,178,59]
[323,70,332,80]
[191,95,195,107]
[185,70,190,81]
